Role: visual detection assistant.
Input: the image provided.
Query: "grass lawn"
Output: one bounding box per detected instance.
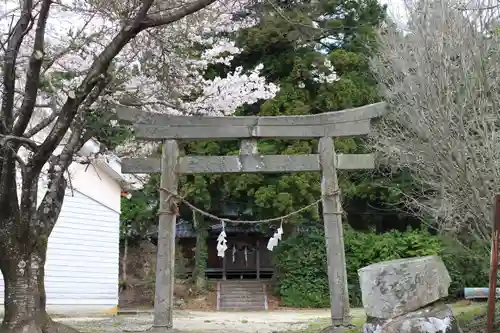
[292,301,488,333]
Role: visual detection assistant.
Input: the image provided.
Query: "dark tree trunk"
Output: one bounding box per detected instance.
[0,230,79,333]
[191,214,208,292]
[0,168,79,333]
[283,222,297,238]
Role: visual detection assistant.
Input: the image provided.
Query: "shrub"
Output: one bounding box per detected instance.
[273,226,442,307]
[273,230,330,308]
[344,227,442,305]
[439,237,489,297]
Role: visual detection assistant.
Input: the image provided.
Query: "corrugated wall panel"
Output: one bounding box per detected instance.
[0,189,119,312]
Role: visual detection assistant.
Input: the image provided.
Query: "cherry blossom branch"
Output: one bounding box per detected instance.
[22,77,59,138]
[13,0,52,137]
[30,0,224,171]
[1,0,35,133]
[28,0,155,171]
[2,0,281,211]
[140,0,219,29]
[41,11,98,74]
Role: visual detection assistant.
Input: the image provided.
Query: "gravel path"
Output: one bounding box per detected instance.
[55,309,362,333]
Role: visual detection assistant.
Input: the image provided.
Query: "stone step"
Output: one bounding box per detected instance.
[221,293,264,298]
[220,291,264,297]
[219,281,265,286]
[220,295,265,301]
[221,284,262,286]
[220,297,264,303]
[219,301,265,310]
[220,288,264,293]
[220,282,265,286]
[219,305,265,311]
[221,290,265,295]
[221,290,264,295]
[221,290,263,294]
[220,286,264,291]
[220,304,265,309]
[217,281,268,311]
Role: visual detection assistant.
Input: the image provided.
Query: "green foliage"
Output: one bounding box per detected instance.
[175,239,190,279]
[180,0,412,231]
[273,229,330,308]
[120,174,160,241]
[191,213,209,291]
[40,66,133,152]
[84,108,131,149]
[439,237,490,296]
[273,226,443,307]
[345,227,442,305]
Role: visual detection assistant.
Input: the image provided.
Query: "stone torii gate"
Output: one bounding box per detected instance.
[116,102,386,332]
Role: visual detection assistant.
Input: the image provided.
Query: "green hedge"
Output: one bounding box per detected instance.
[273,226,489,308]
[439,237,489,297]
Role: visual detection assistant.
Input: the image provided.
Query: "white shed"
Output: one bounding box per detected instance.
[0,139,135,315]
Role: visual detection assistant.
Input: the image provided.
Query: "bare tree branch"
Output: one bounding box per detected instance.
[22,76,61,138]
[23,111,57,139]
[369,0,500,246]
[0,134,39,150]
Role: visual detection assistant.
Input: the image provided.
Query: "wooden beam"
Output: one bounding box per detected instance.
[319,137,350,327]
[184,154,320,174]
[256,239,260,280]
[239,139,258,155]
[152,140,178,329]
[116,102,387,126]
[116,102,387,140]
[336,154,375,170]
[121,154,375,174]
[122,158,161,174]
[131,120,371,140]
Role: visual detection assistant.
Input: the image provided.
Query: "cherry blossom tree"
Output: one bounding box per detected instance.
[0,0,278,332]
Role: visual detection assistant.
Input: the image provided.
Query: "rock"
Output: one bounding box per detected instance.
[358,256,451,319]
[362,304,462,333]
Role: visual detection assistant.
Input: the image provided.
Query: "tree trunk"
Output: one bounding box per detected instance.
[283,222,297,238]
[191,214,208,292]
[0,229,79,333]
[122,237,128,283]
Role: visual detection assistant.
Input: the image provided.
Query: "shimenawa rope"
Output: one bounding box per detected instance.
[157,187,343,224]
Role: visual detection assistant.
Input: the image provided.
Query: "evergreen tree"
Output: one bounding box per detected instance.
[192,0,416,232]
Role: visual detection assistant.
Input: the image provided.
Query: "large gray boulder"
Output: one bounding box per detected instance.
[362,304,462,333]
[358,256,451,319]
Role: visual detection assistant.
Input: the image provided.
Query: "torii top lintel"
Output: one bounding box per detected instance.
[115,102,387,141]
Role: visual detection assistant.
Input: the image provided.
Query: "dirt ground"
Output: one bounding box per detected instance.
[55,309,365,333]
[53,302,489,333]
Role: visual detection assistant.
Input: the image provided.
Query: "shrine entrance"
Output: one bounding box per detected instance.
[207,232,273,280]
[116,101,386,332]
[224,237,259,273]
